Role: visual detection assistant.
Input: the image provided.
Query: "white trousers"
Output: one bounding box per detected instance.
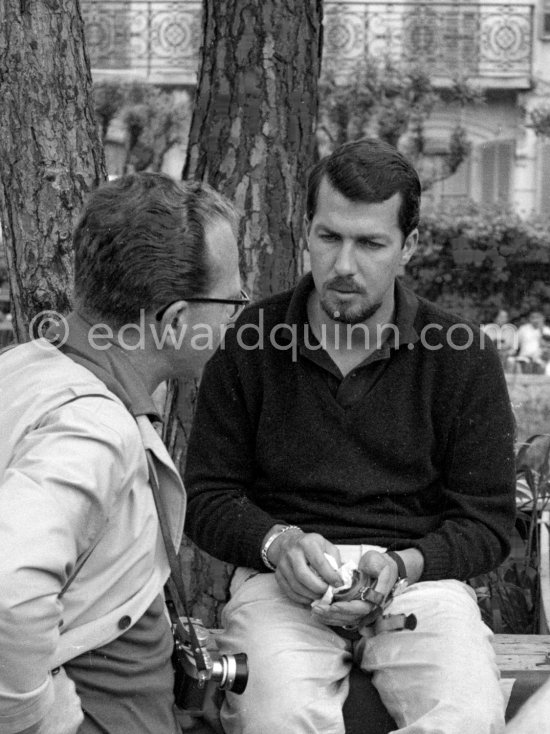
[217,548,506,734]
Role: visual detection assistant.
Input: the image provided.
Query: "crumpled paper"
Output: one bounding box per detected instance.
[311,553,358,611]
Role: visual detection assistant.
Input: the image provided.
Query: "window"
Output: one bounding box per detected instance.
[537,141,550,214]
[542,0,550,39]
[479,141,514,205]
[439,157,471,204]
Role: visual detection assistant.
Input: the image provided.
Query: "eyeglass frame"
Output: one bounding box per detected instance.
[155,289,250,321]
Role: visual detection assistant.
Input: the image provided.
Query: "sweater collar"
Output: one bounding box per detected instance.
[48,312,161,421]
[282,272,419,348]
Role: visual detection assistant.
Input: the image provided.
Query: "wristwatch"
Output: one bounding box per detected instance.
[385,550,408,596]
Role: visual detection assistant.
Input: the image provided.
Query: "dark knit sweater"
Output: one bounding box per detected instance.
[184,275,516,581]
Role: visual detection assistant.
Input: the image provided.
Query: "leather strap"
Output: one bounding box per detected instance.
[385,550,407,581]
[145,453,208,673]
[358,587,386,607]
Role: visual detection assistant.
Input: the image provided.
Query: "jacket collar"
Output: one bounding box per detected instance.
[51,312,161,421]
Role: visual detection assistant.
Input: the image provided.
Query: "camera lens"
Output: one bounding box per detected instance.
[212,653,249,694]
[225,652,248,694]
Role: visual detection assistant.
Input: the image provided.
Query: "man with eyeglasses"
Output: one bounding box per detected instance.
[185,139,516,734]
[0,173,242,734]
[155,289,249,322]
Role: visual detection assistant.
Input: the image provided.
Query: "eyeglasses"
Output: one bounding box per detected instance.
[156,289,250,321]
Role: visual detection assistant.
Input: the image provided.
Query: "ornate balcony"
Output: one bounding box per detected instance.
[323,2,534,88]
[81,0,202,85]
[81,0,534,88]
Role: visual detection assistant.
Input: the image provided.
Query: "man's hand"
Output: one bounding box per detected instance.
[311,549,398,628]
[266,527,343,605]
[311,548,424,628]
[18,668,84,734]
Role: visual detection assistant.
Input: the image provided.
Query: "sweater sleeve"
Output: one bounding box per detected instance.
[184,345,278,569]
[410,341,517,581]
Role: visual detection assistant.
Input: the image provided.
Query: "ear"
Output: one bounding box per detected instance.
[157,300,189,348]
[401,228,418,266]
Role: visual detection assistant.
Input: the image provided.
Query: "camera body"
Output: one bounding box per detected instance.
[331,569,417,635]
[332,569,377,603]
[171,614,248,715]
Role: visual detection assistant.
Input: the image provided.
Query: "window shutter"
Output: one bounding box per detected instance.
[481,144,496,204]
[480,140,513,204]
[538,141,550,214]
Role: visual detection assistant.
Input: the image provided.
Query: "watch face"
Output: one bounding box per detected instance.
[392,579,409,597]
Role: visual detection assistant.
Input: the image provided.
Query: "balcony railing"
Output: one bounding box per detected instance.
[81,0,202,83]
[323,2,533,85]
[81,0,533,87]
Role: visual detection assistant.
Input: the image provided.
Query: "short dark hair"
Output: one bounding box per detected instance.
[493,308,508,319]
[73,173,238,326]
[306,138,421,238]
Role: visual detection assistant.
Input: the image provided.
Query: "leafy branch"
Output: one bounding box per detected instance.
[318,55,483,190]
[92,79,191,173]
[526,105,550,139]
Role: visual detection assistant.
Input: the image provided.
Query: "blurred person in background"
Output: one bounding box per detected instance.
[482,308,517,370]
[515,310,550,374]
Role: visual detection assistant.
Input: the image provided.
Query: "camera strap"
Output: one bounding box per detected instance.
[144,451,209,675]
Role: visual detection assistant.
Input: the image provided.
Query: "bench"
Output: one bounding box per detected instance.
[180,634,550,733]
[493,635,550,719]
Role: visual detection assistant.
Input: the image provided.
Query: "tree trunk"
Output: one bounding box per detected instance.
[0,0,106,343]
[184,0,323,299]
[178,0,323,626]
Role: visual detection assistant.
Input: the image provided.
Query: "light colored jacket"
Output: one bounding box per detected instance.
[0,340,186,734]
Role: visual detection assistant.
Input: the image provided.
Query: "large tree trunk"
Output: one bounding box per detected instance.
[178,0,323,626]
[184,0,323,299]
[0,0,106,343]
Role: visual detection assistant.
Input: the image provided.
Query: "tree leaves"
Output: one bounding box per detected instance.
[406,203,550,321]
[92,79,191,173]
[318,54,481,190]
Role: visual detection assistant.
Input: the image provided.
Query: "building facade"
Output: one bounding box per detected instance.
[82,0,550,216]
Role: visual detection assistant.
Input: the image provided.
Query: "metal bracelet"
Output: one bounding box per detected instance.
[261,525,301,571]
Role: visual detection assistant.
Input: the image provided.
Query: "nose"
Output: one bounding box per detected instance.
[333,241,357,276]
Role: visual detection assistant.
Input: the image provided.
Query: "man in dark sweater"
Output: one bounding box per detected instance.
[184,139,516,734]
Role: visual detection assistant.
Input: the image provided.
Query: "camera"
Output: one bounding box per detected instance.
[331,569,417,634]
[171,613,248,715]
[332,569,375,603]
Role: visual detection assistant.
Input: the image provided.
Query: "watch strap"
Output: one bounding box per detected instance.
[358,586,386,607]
[385,550,407,581]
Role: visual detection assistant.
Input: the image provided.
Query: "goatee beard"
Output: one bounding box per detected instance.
[320,297,381,325]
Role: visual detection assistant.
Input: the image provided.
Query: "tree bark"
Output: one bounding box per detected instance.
[184,0,323,299]
[178,0,323,626]
[0,0,106,343]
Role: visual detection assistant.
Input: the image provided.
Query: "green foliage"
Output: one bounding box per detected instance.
[527,105,550,139]
[472,552,539,634]
[405,203,550,322]
[319,58,435,148]
[470,435,550,634]
[92,79,190,173]
[93,80,127,140]
[318,55,483,189]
